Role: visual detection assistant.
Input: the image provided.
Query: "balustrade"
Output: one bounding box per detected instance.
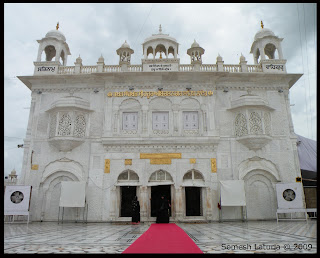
[57,63,265,75]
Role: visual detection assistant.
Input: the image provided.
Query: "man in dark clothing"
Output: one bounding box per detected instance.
[131,196,140,224]
[156,195,170,223]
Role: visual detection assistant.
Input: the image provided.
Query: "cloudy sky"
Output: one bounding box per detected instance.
[4,3,317,178]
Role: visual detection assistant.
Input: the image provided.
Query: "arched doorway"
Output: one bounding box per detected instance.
[244,170,277,220]
[41,172,79,221]
[182,169,205,216]
[116,169,140,217]
[148,170,173,218]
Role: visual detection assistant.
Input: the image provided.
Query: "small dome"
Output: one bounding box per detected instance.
[240,53,246,62]
[98,54,104,62]
[45,29,66,42]
[216,54,223,62]
[191,40,200,48]
[121,40,130,48]
[10,169,16,175]
[254,28,275,41]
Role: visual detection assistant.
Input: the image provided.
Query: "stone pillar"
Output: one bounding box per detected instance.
[216,54,224,71]
[140,186,148,221]
[174,187,183,221]
[142,105,148,135]
[239,54,248,72]
[120,61,128,72]
[97,55,105,72]
[206,187,213,220]
[74,56,82,74]
[109,186,117,221]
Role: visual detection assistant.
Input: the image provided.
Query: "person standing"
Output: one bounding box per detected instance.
[131,196,140,224]
[156,195,171,223]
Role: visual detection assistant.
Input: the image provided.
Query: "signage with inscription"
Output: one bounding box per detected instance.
[108,90,213,98]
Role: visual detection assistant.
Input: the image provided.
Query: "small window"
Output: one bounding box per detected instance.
[152,112,169,130]
[183,111,198,129]
[123,112,138,130]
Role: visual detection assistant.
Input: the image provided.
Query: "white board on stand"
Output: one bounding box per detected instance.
[59,181,86,207]
[220,180,246,206]
[276,183,304,209]
[4,185,32,213]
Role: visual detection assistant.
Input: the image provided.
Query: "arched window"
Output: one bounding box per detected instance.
[149,170,173,182]
[264,43,278,59]
[183,169,204,181]
[147,46,154,59]
[44,45,56,61]
[118,170,139,182]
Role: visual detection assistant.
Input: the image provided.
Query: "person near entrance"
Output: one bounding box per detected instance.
[131,196,140,224]
[156,195,171,223]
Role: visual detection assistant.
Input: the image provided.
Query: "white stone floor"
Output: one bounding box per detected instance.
[4,220,317,254]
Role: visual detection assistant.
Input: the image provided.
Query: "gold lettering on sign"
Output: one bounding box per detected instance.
[31,164,39,170]
[211,158,217,173]
[104,159,110,173]
[125,159,132,165]
[150,158,172,165]
[190,158,196,164]
[107,90,213,98]
[140,153,182,159]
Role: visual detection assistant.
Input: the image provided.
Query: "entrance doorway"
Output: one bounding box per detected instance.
[120,186,136,217]
[185,187,201,216]
[151,185,171,217]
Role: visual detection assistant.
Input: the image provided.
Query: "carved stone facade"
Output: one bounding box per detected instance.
[17,24,303,222]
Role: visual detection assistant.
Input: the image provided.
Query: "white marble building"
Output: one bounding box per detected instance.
[17,23,303,222]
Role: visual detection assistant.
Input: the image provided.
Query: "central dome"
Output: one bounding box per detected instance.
[254,28,275,41]
[45,29,66,42]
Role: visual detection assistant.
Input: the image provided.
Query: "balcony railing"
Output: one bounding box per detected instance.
[57,63,264,75]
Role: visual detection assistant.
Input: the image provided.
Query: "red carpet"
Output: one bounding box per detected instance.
[122,223,203,254]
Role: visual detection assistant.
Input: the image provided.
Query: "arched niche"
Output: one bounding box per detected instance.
[243,169,278,220]
[238,156,280,181]
[149,97,172,110]
[119,98,141,110]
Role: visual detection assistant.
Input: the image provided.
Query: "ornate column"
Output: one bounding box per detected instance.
[142,105,148,135]
[174,187,183,221]
[206,187,213,220]
[109,186,117,221]
[140,186,148,221]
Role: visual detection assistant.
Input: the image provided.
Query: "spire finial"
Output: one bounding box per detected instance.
[159,24,162,33]
[261,20,264,29]
[56,22,59,30]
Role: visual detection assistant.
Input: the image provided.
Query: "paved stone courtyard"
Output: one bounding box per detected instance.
[4,220,317,254]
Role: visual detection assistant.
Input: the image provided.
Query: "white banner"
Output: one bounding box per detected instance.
[220,180,246,206]
[59,181,86,207]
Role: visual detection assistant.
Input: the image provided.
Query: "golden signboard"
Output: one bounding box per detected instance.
[108,90,213,99]
[31,164,39,170]
[190,158,196,164]
[211,158,217,173]
[150,158,172,165]
[125,159,132,165]
[140,153,182,159]
[104,159,110,173]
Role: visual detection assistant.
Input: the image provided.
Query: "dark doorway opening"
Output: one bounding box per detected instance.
[120,186,136,217]
[185,187,201,216]
[151,185,171,217]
